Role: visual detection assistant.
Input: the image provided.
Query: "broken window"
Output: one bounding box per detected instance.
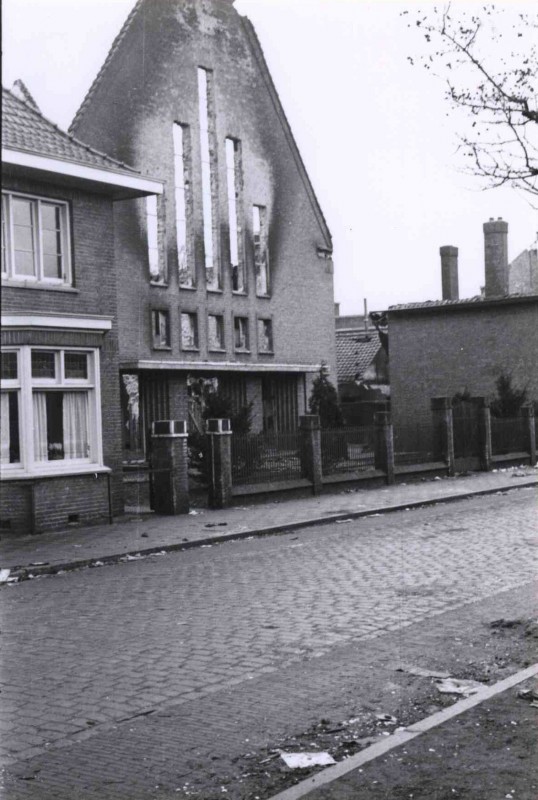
[181,312,199,350]
[234,317,249,351]
[258,318,273,353]
[208,314,224,351]
[225,138,245,292]
[146,195,165,283]
[152,309,170,349]
[198,68,220,290]
[253,205,269,296]
[173,123,194,288]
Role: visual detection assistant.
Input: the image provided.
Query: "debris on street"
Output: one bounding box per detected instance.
[435,677,484,696]
[395,664,451,679]
[280,752,336,768]
[0,568,11,584]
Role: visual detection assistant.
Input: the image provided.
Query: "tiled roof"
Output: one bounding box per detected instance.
[2,86,138,173]
[336,330,380,383]
[388,293,538,312]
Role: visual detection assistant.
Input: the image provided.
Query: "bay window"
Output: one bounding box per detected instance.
[0,347,102,475]
[1,192,71,285]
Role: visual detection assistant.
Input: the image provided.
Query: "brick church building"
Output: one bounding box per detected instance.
[70,0,336,460]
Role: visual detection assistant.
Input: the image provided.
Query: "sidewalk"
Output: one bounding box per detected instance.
[1,467,536,578]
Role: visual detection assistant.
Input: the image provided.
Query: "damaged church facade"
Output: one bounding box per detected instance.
[70,0,336,462]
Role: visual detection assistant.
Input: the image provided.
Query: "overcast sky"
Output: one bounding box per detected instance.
[2,0,535,313]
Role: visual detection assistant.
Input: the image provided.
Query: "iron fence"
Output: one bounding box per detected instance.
[320,426,375,476]
[393,422,435,466]
[491,416,527,455]
[231,431,301,485]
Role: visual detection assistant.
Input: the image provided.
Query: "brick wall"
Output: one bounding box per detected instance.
[509,249,538,295]
[1,174,124,530]
[71,0,337,385]
[389,299,538,428]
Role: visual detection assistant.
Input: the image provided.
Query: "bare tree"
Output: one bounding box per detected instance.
[404,4,537,197]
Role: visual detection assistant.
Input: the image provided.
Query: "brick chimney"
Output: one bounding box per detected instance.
[483,218,508,297]
[440,245,459,301]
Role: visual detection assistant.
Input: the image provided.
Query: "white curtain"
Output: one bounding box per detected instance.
[0,393,10,464]
[63,392,89,459]
[33,392,48,461]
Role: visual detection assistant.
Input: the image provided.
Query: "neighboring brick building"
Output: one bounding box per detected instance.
[69,0,336,455]
[509,247,538,295]
[388,218,538,427]
[1,85,162,533]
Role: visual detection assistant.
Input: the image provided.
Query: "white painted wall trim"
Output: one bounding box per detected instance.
[2,148,163,195]
[126,360,324,373]
[2,314,113,331]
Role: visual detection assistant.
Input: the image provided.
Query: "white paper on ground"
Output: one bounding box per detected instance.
[280,752,336,768]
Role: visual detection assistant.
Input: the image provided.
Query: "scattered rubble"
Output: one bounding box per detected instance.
[435,678,484,697]
[280,751,335,768]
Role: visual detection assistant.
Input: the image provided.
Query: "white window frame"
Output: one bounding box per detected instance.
[1,191,72,286]
[0,346,104,477]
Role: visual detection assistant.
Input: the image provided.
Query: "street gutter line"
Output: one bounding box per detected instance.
[4,479,537,582]
[266,662,538,800]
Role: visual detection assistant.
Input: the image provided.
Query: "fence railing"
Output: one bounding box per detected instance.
[491,416,527,455]
[393,422,436,466]
[231,431,302,485]
[320,426,375,475]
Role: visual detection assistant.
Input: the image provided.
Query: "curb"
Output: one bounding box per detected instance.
[5,478,537,582]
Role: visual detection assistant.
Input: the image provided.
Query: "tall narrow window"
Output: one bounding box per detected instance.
[146,195,164,283]
[181,312,199,350]
[234,317,249,351]
[208,314,224,351]
[258,318,273,353]
[253,205,269,296]
[151,310,171,349]
[173,123,194,288]
[198,68,219,290]
[225,138,245,292]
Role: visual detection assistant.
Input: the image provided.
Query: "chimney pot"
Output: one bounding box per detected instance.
[440,245,459,301]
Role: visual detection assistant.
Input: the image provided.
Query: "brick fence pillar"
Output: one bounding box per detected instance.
[478,400,492,472]
[206,419,232,509]
[522,405,537,466]
[431,397,455,476]
[150,420,189,514]
[299,415,322,495]
[374,412,395,485]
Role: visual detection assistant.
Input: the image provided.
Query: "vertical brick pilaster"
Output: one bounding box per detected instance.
[431,397,455,476]
[522,405,537,466]
[207,419,232,509]
[150,420,189,514]
[299,415,322,495]
[374,412,395,485]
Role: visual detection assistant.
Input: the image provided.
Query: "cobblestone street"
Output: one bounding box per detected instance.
[1,488,536,798]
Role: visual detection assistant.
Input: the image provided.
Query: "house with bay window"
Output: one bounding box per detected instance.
[69,0,336,461]
[1,85,162,533]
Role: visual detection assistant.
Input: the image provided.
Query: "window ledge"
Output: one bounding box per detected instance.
[179,285,197,291]
[1,465,111,481]
[2,279,78,293]
[232,291,248,297]
[150,281,168,288]
[206,288,223,294]
[234,349,251,354]
[181,346,200,352]
[152,346,172,351]
[208,348,226,354]
[258,350,274,356]
[256,294,271,299]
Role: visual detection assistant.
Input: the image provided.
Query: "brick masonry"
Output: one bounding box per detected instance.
[70,0,337,413]
[1,174,124,533]
[388,298,538,427]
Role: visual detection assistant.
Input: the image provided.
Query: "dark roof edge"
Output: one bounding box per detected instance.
[69,0,144,134]
[388,294,538,315]
[240,16,333,250]
[3,86,140,174]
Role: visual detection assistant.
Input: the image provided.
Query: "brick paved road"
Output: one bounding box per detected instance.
[0,488,536,797]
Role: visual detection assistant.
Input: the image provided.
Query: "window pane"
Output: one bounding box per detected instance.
[31,351,56,379]
[63,392,90,459]
[1,351,18,380]
[1,392,20,464]
[65,352,88,380]
[41,203,61,231]
[1,195,9,275]
[43,254,63,279]
[152,310,170,347]
[42,228,62,256]
[33,391,90,461]
[258,319,273,352]
[12,197,33,226]
[13,250,36,277]
[121,374,144,461]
